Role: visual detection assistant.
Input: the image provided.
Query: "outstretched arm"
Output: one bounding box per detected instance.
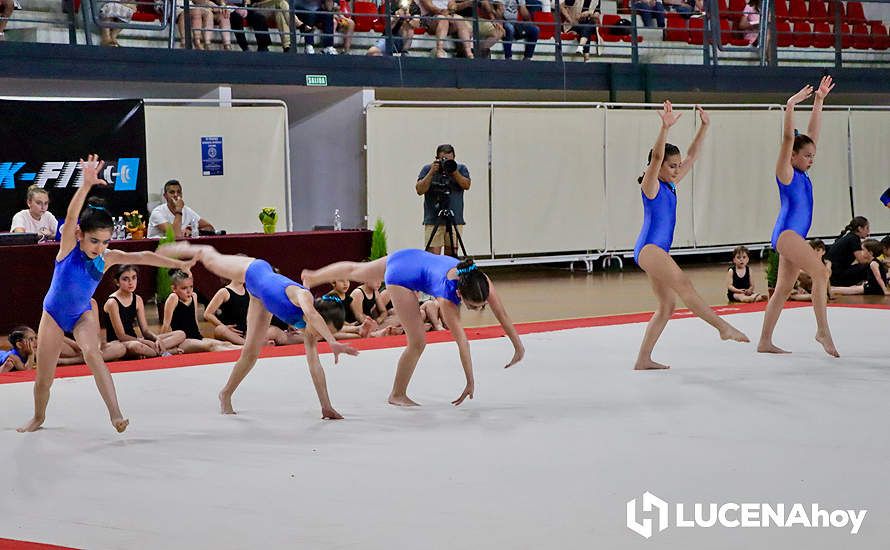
[294,288,359,364]
[777,85,813,184]
[808,75,834,147]
[304,334,343,419]
[641,100,681,199]
[59,154,108,259]
[675,105,709,183]
[438,300,474,406]
[485,280,524,368]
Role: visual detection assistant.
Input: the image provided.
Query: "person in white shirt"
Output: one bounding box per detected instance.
[10,185,58,242]
[148,179,215,239]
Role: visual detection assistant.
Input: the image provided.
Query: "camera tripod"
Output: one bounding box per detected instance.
[425,207,468,259]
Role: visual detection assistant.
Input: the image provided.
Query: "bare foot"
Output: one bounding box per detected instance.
[388,394,421,406]
[17,416,45,433]
[359,318,375,338]
[815,332,840,357]
[720,326,750,343]
[219,391,236,414]
[757,341,791,354]
[321,406,344,420]
[433,323,444,331]
[300,269,318,288]
[112,417,129,433]
[634,359,670,370]
[390,326,405,336]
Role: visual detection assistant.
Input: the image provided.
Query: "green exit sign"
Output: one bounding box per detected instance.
[306,75,328,87]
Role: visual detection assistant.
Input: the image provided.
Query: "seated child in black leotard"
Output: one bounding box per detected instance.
[162,269,240,354]
[205,276,292,346]
[325,279,378,339]
[726,246,767,303]
[861,239,889,296]
[102,265,187,358]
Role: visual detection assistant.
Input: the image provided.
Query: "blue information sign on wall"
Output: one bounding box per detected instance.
[201,136,224,176]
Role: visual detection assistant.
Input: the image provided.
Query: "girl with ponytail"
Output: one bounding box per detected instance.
[302,249,525,407]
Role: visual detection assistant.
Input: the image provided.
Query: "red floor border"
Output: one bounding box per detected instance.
[0,538,78,550]
[1,302,886,386]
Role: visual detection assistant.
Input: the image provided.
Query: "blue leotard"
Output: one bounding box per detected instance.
[244,259,307,329]
[770,168,813,249]
[633,180,677,264]
[43,245,106,333]
[0,348,24,368]
[384,249,461,305]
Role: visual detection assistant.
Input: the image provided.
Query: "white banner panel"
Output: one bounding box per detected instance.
[490,107,606,254]
[850,111,890,234]
[145,106,288,235]
[792,110,852,238]
[603,108,695,252]
[692,110,781,246]
[366,106,491,256]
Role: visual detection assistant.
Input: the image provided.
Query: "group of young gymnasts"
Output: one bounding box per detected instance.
[15,76,853,433]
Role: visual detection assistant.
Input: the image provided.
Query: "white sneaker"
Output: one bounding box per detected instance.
[13,0,22,9]
[575,44,583,55]
[322,46,338,55]
[305,44,315,54]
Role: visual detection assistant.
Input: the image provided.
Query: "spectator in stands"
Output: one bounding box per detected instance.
[633,0,665,28]
[472,0,505,58]
[10,185,58,242]
[493,0,539,60]
[252,0,314,52]
[162,269,241,352]
[148,179,215,238]
[98,0,137,47]
[415,0,474,58]
[825,216,870,288]
[737,0,760,45]
[328,0,355,53]
[662,0,702,18]
[416,144,472,256]
[367,0,420,56]
[295,0,337,54]
[1,326,37,373]
[211,0,234,49]
[0,0,14,40]
[560,0,599,62]
[175,0,215,49]
[229,0,272,51]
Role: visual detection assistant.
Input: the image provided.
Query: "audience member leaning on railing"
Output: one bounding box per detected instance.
[416,0,474,58]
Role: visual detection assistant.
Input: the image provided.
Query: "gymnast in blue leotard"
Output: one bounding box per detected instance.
[759,76,839,358]
[633,102,749,371]
[301,248,525,407]
[157,242,359,419]
[19,155,194,434]
[1,326,36,373]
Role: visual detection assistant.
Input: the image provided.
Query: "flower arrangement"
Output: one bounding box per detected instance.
[259,207,278,234]
[124,210,145,239]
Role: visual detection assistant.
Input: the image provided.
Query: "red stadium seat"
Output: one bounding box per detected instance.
[688,16,705,44]
[788,0,808,21]
[715,0,730,20]
[728,19,751,45]
[353,1,378,33]
[776,19,793,46]
[827,0,844,22]
[598,14,625,42]
[838,21,854,47]
[727,0,746,19]
[844,1,866,24]
[774,0,789,20]
[812,21,833,47]
[808,0,828,22]
[719,18,731,44]
[664,12,689,41]
[870,21,889,50]
[851,22,872,48]
[792,20,813,46]
[532,11,556,40]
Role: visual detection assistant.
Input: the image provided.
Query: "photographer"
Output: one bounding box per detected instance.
[415,144,471,256]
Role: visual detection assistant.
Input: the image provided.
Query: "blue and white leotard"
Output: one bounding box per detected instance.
[634,180,677,264]
[770,168,813,249]
[384,249,461,305]
[244,259,307,328]
[43,245,106,333]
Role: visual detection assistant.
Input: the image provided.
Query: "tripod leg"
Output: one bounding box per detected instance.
[451,222,469,258]
[425,220,443,252]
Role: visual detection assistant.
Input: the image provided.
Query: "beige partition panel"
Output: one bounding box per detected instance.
[490,108,606,254]
[792,110,852,237]
[604,108,695,252]
[850,111,890,234]
[366,107,491,256]
[692,110,781,246]
[145,106,288,234]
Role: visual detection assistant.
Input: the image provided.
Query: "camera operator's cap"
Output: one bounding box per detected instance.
[881,187,890,207]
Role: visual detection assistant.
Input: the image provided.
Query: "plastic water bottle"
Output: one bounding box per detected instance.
[333,209,342,231]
